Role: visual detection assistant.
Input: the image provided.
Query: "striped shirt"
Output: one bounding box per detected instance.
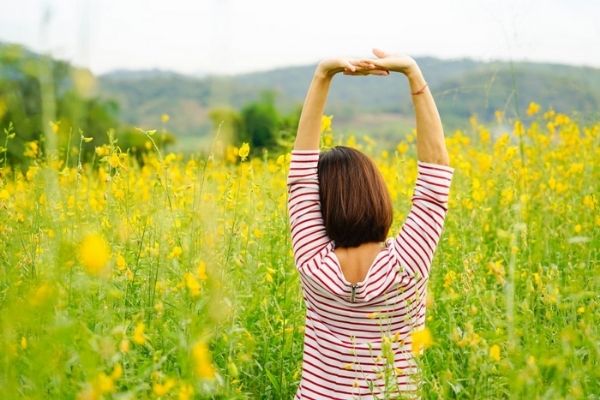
[286,149,455,399]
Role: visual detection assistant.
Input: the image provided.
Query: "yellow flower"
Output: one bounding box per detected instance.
[133,322,146,345]
[178,383,194,400]
[94,372,115,394]
[489,344,501,361]
[108,153,121,168]
[111,363,123,380]
[153,377,176,396]
[79,233,111,276]
[526,102,540,116]
[95,145,109,157]
[169,246,183,259]
[514,120,524,137]
[116,254,126,271]
[119,338,130,353]
[20,336,27,350]
[161,113,170,123]
[396,141,409,155]
[443,270,456,289]
[494,110,504,123]
[192,340,216,379]
[321,115,333,133]
[50,121,60,134]
[24,141,39,158]
[183,272,201,297]
[238,142,250,160]
[197,260,208,280]
[411,327,432,356]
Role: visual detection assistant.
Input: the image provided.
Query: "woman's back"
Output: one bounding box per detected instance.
[334,241,387,284]
[287,150,455,399]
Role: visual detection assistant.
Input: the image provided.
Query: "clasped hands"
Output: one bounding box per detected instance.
[316,48,419,78]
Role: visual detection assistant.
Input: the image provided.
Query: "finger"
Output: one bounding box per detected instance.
[372,48,388,58]
[344,61,356,72]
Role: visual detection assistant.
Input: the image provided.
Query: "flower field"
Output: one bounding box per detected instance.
[0,105,598,399]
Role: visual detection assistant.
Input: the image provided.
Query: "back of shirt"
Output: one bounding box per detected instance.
[287,150,455,399]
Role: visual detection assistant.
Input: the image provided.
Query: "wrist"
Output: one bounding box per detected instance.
[314,64,336,80]
[405,63,423,81]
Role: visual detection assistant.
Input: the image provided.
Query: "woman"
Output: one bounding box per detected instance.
[287,48,455,399]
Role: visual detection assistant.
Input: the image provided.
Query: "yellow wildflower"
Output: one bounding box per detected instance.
[95,145,109,157]
[153,377,176,396]
[178,383,194,400]
[411,327,432,356]
[119,338,130,353]
[169,246,183,259]
[489,344,501,361]
[116,254,126,271]
[238,142,250,160]
[108,153,120,168]
[396,141,409,155]
[161,113,170,123]
[79,233,111,276]
[50,121,60,134]
[192,340,216,379]
[133,322,146,345]
[184,272,201,297]
[197,260,208,280]
[24,141,39,158]
[526,102,540,116]
[321,115,333,133]
[94,372,115,394]
[443,270,456,289]
[111,363,123,380]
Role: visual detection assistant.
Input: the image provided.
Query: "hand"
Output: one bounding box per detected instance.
[316,57,390,78]
[367,48,420,76]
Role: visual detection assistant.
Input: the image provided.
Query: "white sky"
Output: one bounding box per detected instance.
[1,0,599,75]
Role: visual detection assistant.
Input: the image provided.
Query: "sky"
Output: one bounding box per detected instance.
[0,0,599,76]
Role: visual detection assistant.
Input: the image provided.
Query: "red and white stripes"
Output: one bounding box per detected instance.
[287,149,454,399]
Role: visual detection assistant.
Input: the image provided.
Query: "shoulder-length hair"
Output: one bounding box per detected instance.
[317,145,393,248]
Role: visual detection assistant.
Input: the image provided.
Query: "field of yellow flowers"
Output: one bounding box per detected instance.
[0,104,598,399]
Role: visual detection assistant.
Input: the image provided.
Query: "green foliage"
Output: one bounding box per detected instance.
[240,91,280,151]
[208,91,301,157]
[0,43,125,165]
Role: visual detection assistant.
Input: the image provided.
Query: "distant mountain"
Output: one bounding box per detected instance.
[100,68,187,81]
[99,58,600,144]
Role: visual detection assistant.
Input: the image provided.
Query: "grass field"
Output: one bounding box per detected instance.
[0,105,598,399]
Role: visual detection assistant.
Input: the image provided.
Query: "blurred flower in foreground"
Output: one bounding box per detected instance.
[489,344,501,361]
[192,340,216,379]
[411,327,432,356]
[79,233,110,276]
[133,322,146,345]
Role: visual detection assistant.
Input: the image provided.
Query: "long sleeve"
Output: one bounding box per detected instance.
[286,149,333,272]
[392,160,455,281]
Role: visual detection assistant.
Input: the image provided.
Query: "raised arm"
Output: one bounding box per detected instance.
[367,49,454,281]
[288,58,389,273]
[368,48,450,166]
[293,58,389,151]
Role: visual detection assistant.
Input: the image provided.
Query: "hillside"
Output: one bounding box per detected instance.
[99,58,600,144]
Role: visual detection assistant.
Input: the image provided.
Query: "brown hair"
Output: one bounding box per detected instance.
[317,145,393,248]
